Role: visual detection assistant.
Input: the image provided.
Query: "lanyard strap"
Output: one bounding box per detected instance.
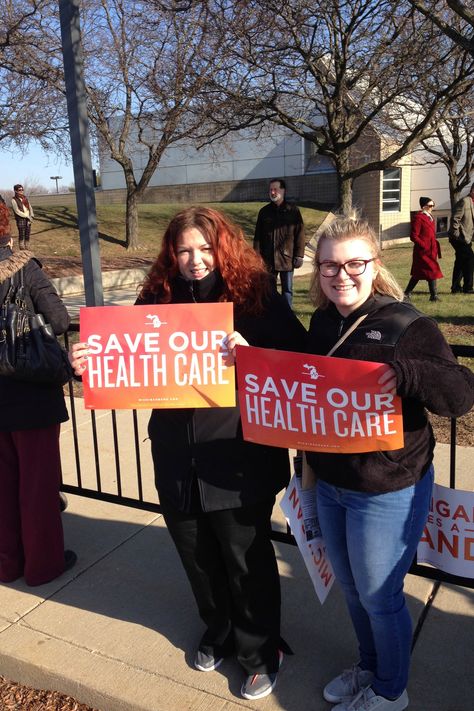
[326,313,368,357]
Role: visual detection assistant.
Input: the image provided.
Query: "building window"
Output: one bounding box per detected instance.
[304,138,335,174]
[436,216,448,234]
[382,168,401,212]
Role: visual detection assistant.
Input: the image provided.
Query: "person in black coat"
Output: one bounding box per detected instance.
[0,202,76,586]
[253,178,306,306]
[71,206,307,701]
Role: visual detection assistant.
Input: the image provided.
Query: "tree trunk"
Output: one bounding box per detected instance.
[339,177,353,215]
[447,165,463,211]
[125,188,139,251]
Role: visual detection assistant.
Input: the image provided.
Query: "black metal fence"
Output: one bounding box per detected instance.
[61,327,474,590]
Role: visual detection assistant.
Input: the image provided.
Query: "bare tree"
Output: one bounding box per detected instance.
[420,109,474,208]
[5,0,236,250]
[401,16,474,209]
[208,0,474,212]
[0,1,69,154]
[83,0,233,249]
[408,1,474,56]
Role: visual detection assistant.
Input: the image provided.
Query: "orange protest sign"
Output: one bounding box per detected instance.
[236,346,404,453]
[80,303,235,409]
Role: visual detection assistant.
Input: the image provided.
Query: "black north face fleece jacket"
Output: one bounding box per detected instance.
[306,295,474,493]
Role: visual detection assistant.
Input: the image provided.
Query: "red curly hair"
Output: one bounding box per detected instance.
[0,202,11,235]
[140,206,273,315]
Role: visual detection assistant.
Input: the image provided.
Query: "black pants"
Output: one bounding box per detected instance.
[404,277,438,299]
[161,493,281,675]
[450,240,474,292]
[15,217,31,246]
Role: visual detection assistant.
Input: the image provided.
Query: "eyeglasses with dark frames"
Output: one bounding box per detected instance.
[317,258,377,277]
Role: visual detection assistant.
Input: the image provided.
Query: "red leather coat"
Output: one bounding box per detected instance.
[409,211,443,280]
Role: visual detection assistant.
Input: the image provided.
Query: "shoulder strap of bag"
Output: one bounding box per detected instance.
[302,312,369,489]
[1,268,21,307]
[326,313,368,357]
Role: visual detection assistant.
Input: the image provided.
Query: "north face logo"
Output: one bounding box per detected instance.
[366,330,382,341]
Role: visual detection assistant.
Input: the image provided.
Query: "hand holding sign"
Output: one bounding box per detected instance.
[223,331,249,359]
[69,342,89,376]
[378,365,397,395]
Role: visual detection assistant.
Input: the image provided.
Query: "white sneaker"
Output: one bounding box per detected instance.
[323,664,374,703]
[333,686,409,711]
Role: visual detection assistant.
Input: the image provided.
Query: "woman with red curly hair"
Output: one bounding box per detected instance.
[71,206,307,701]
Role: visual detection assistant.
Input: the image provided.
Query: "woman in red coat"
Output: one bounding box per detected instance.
[404,196,443,301]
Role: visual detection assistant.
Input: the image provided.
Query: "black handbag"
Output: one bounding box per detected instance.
[0,267,73,385]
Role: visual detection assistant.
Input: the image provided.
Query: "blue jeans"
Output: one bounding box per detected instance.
[316,467,434,699]
[273,270,293,306]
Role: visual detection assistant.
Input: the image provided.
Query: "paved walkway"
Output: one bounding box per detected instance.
[50,251,317,319]
[0,262,472,711]
[1,433,472,711]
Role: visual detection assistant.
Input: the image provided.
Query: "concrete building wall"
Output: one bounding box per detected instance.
[33,173,339,209]
[408,153,457,234]
[99,130,306,191]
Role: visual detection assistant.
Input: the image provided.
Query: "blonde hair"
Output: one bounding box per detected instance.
[309,213,404,308]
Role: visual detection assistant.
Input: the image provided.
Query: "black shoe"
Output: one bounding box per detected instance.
[429,295,440,302]
[451,288,462,294]
[64,550,77,572]
[463,289,474,294]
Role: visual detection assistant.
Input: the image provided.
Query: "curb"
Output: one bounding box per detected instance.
[52,268,149,297]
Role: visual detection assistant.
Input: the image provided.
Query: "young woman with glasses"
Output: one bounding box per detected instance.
[303,214,473,711]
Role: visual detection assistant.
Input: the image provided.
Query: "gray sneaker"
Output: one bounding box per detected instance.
[323,664,374,703]
[332,687,408,711]
[194,649,224,672]
[240,650,283,700]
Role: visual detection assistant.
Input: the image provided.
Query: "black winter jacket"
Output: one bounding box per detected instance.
[254,201,306,272]
[0,247,70,431]
[136,271,308,512]
[306,295,474,493]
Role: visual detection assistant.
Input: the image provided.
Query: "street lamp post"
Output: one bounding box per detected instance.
[50,175,62,193]
[59,0,103,308]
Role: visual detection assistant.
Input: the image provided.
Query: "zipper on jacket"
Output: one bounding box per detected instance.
[188,281,197,303]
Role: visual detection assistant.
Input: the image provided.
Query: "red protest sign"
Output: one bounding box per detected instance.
[236,346,403,453]
[80,303,235,409]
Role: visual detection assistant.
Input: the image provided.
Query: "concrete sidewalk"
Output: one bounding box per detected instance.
[0,396,473,711]
[51,252,316,320]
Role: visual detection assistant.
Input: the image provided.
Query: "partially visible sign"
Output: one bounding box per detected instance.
[80,303,235,409]
[280,476,334,604]
[417,483,474,579]
[236,346,403,453]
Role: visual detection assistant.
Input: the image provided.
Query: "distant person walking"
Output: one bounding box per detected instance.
[11,184,34,250]
[449,183,474,294]
[253,178,305,306]
[404,197,443,301]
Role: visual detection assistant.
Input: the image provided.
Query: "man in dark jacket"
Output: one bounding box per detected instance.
[253,178,305,306]
[449,182,474,294]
